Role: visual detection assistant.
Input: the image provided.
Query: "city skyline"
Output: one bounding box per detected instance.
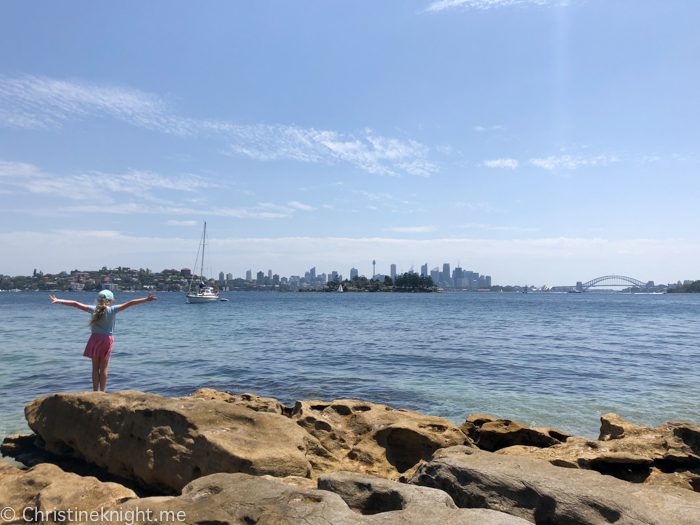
[5,264,693,294]
[1,2,699,283]
[0,246,694,289]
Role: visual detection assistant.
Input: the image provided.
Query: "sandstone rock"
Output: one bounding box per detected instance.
[478,419,570,451]
[0,460,135,524]
[0,459,21,479]
[22,391,477,493]
[291,399,473,480]
[643,467,700,492]
[411,446,700,525]
[459,414,570,452]
[0,434,45,467]
[494,444,541,456]
[25,391,323,492]
[599,413,637,440]
[261,474,318,489]
[318,471,530,523]
[458,414,497,441]
[643,468,694,490]
[497,414,700,486]
[98,471,529,525]
[2,433,156,496]
[191,388,289,414]
[318,470,458,514]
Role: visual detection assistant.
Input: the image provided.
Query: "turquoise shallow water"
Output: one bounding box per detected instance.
[1,291,699,440]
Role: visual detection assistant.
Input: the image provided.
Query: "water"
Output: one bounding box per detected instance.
[1,292,699,441]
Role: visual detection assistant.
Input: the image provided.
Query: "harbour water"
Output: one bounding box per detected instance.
[1,291,699,441]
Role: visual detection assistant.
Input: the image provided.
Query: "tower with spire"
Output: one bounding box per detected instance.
[372,260,376,278]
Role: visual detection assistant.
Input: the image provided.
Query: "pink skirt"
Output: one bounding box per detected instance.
[83,334,114,361]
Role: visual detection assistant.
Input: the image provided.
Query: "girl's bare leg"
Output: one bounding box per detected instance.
[91,357,101,391]
[99,358,109,392]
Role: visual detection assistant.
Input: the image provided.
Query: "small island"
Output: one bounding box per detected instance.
[321,273,438,293]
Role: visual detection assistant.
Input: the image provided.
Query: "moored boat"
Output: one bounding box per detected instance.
[186,222,219,304]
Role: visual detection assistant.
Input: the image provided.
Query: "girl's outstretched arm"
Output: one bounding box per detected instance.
[117,292,158,311]
[50,295,90,312]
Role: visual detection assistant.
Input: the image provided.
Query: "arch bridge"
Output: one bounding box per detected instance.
[580,275,646,291]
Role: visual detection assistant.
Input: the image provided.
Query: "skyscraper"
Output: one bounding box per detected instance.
[219,271,225,284]
[430,267,440,284]
[390,264,397,280]
[471,272,479,289]
[478,275,491,288]
[420,263,428,277]
[245,270,252,281]
[464,271,479,289]
[350,267,359,279]
[268,270,272,280]
[256,271,264,283]
[442,263,451,286]
[453,267,463,288]
[372,260,376,278]
[310,267,316,279]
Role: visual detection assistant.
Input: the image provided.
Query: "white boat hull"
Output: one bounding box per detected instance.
[186,294,218,303]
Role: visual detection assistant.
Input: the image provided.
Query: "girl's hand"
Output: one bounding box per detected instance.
[49,295,61,304]
[145,293,158,302]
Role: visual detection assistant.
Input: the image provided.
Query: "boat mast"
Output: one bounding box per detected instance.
[200,221,207,282]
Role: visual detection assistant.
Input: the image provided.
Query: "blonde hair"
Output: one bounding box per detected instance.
[89,296,112,327]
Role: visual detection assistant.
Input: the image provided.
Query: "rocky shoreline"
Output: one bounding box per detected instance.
[1,389,699,524]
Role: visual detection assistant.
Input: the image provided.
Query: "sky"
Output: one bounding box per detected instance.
[1,0,699,285]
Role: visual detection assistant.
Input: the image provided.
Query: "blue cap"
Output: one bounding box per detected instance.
[98,290,114,301]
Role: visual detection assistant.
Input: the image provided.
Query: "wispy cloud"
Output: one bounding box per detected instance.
[20,203,292,219]
[0,74,437,177]
[475,124,506,132]
[396,159,439,177]
[0,74,175,131]
[483,158,518,169]
[166,220,197,226]
[462,223,538,232]
[454,201,506,213]
[384,226,436,233]
[352,189,418,213]
[0,160,296,220]
[226,125,436,177]
[0,160,213,203]
[288,201,314,211]
[426,0,563,12]
[529,154,619,171]
[358,190,398,201]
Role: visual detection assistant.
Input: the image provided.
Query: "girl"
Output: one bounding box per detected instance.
[49,290,157,392]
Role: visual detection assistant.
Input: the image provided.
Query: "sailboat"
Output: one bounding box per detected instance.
[186,222,219,304]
